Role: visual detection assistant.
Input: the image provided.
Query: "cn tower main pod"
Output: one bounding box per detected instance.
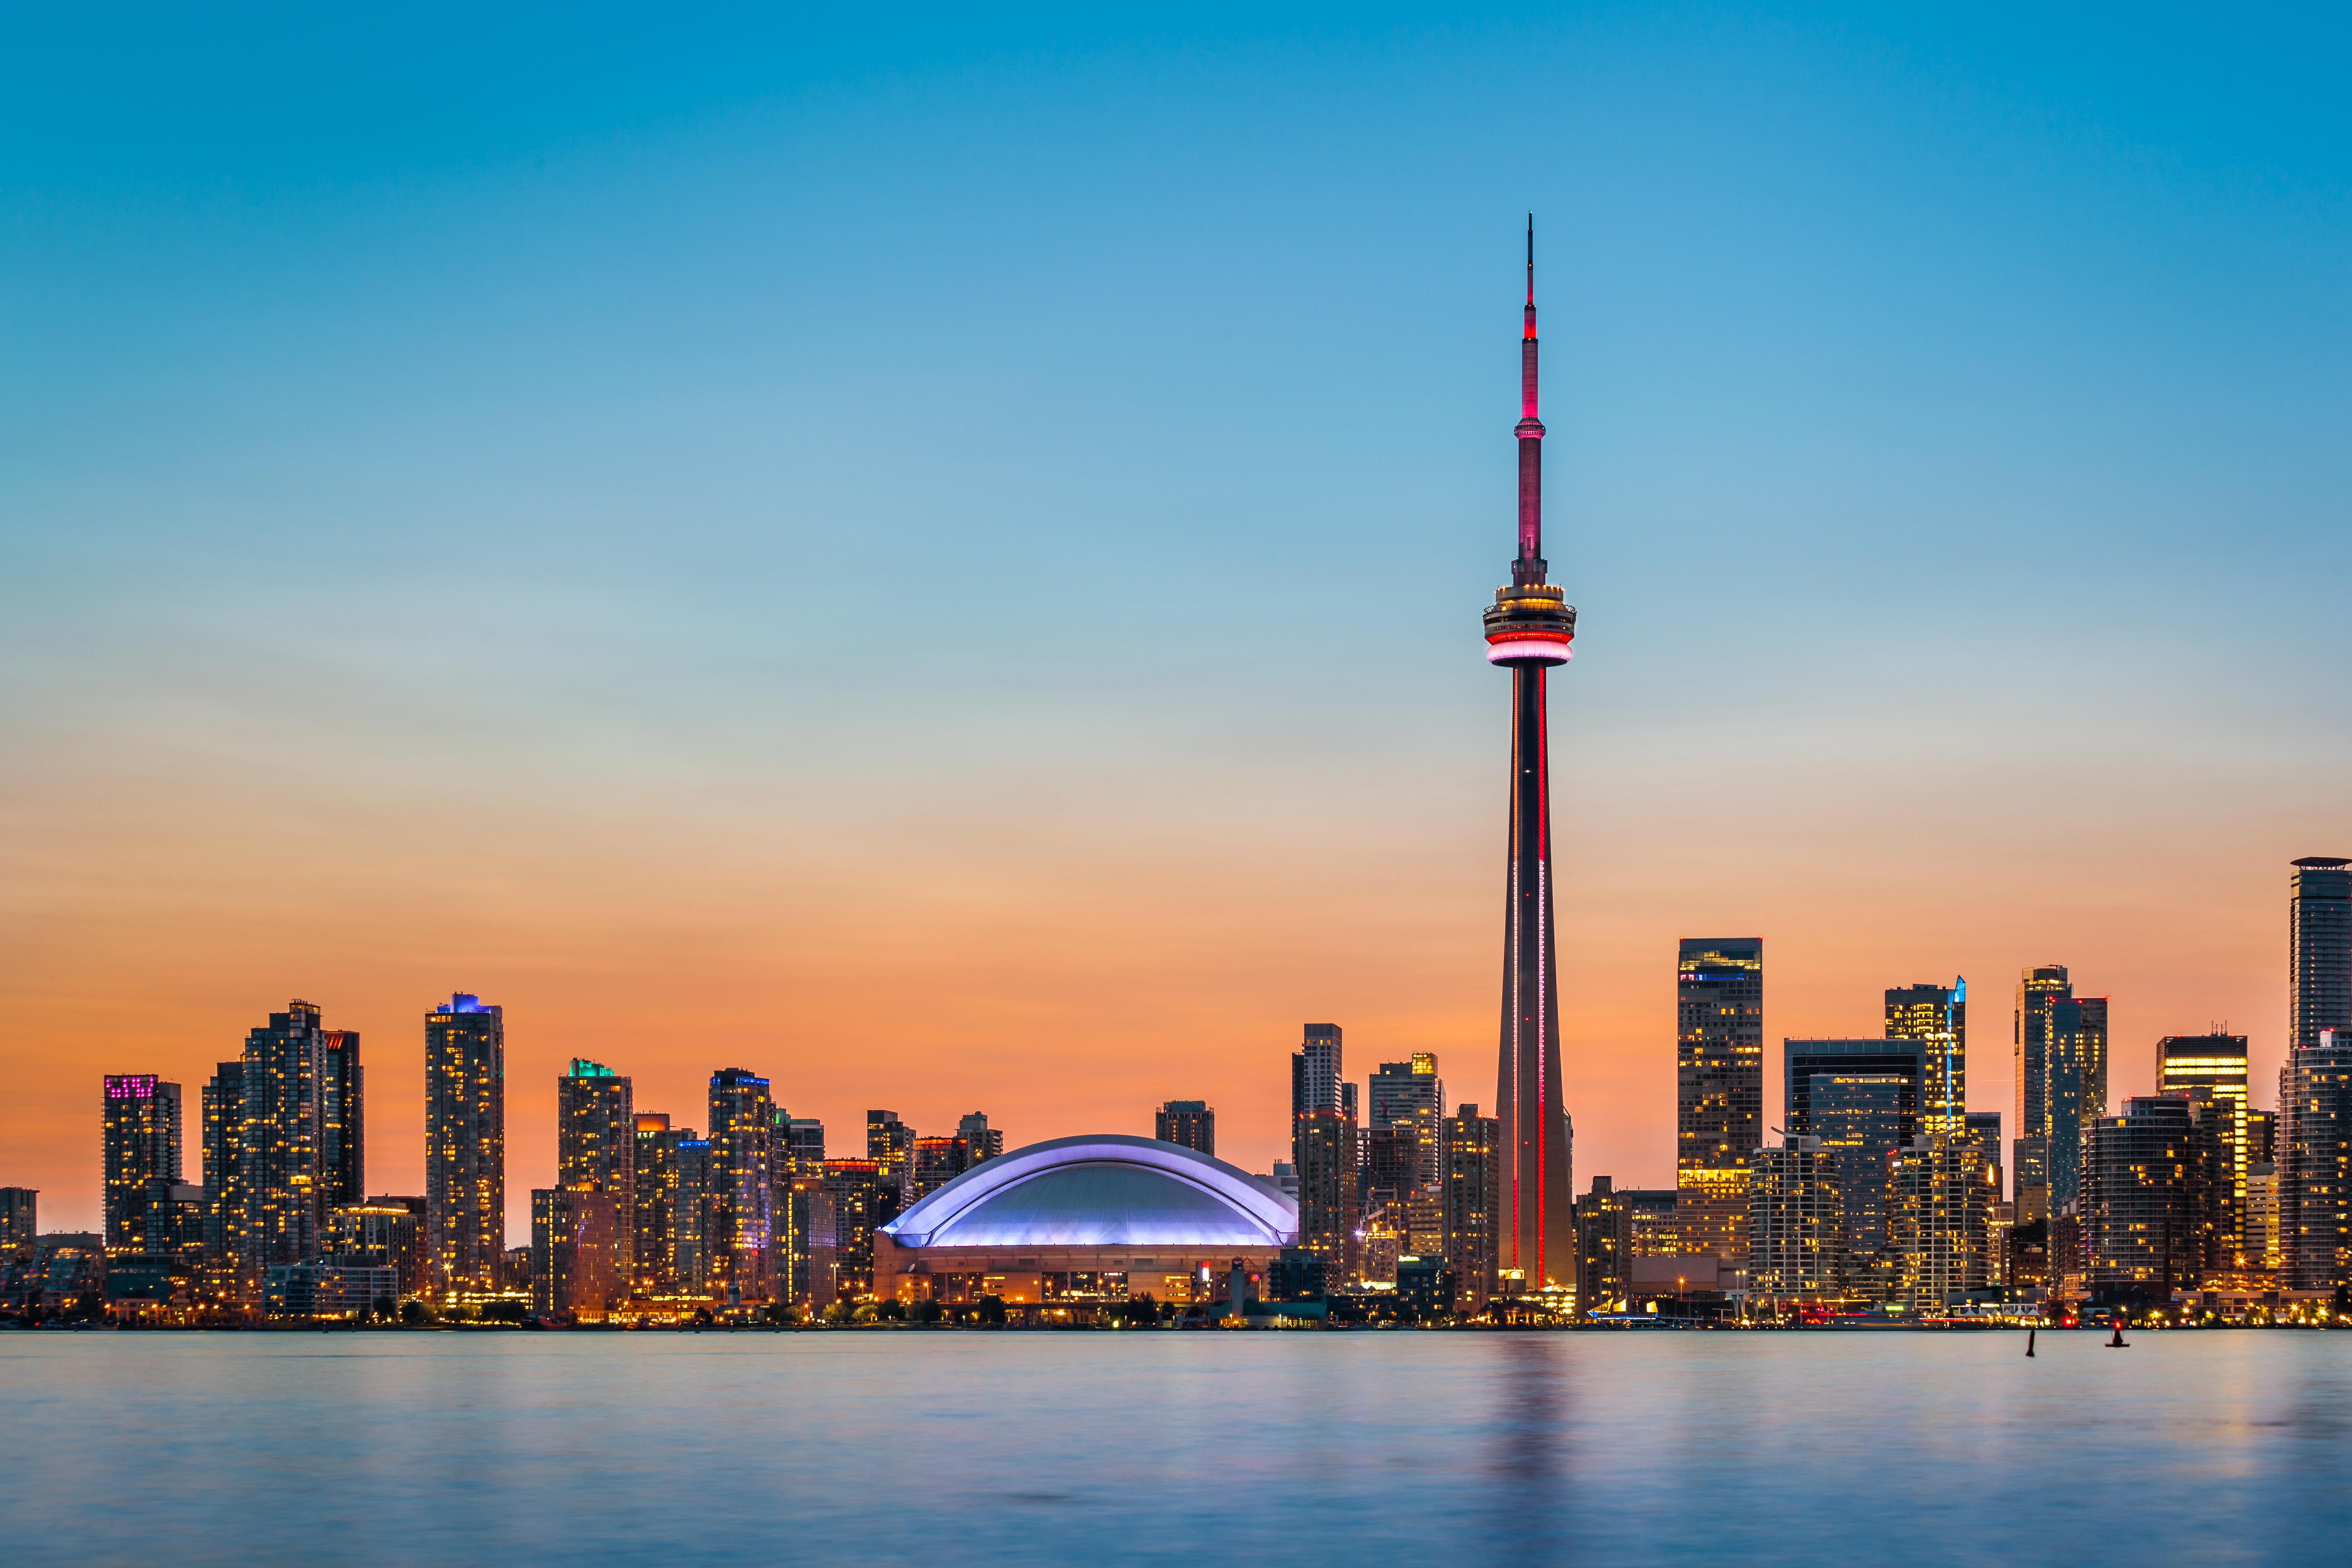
[1483,217,1576,1290]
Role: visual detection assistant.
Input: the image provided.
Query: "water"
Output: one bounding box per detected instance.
[4,1328,2344,1564]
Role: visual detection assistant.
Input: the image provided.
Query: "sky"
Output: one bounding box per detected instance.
[3,4,2347,1235]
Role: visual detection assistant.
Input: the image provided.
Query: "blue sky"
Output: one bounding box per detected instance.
[4,5,2347,1219]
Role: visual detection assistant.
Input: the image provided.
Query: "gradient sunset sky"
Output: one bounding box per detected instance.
[5,6,2347,1234]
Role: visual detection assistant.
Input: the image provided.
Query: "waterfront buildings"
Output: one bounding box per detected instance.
[263,1259,397,1319]
[199,1061,243,1291]
[425,993,505,1295]
[531,1186,621,1318]
[817,1158,884,1303]
[1441,1104,1503,1310]
[1677,939,1763,1277]
[1749,1136,1842,1303]
[708,1069,776,1302]
[1154,1100,1215,1155]
[102,1074,182,1253]
[1885,980,1965,1135]
[1482,226,1578,1292]
[557,1060,635,1275]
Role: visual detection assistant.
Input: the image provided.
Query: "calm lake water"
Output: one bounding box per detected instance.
[4,1328,2344,1564]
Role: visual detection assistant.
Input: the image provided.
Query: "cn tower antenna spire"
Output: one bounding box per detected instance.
[1513,214,1546,583]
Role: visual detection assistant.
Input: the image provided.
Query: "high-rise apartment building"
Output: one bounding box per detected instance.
[1369,1055,1444,1131]
[1154,1100,1215,1155]
[0,1188,35,1257]
[1804,1072,1908,1297]
[1749,1136,1842,1304]
[240,1001,333,1280]
[1965,1111,2004,1203]
[633,1114,689,1292]
[531,1187,620,1319]
[320,1029,364,1212]
[1885,980,1965,1135]
[2291,858,2352,1050]
[708,1069,776,1302]
[1573,1176,1631,1314]
[2158,1034,2249,1268]
[103,1075,183,1253]
[867,1110,914,1222]
[2014,966,2103,1221]
[817,1158,884,1304]
[908,1136,970,1203]
[557,1060,634,1281]
[783,1118,825,1175]
[199,1061,244,1294]
[676,1134,713,1294]
[1677,939,1763,1271]
[2084,1093,2227,1298]
[329,1198,428,1299]
[1293,1109,1359,1291]
[1292,1024,1344,1118]
[425,993,505,1296]
[954,1112,1003,1162]
[1889,1134,1986,1309]
[2280,1027,2352,1292]
[1441,1104,1502,1312]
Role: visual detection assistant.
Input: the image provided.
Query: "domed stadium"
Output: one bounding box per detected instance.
[873,1134,1298,1308]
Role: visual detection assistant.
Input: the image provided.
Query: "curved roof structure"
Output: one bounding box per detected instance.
[878,1135,1298,1250]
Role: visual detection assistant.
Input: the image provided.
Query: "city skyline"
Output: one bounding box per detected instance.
[5,12,2348,1232]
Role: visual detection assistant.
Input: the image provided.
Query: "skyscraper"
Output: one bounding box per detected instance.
[709,1068,776,1302]
[1677,940,1764,1274]
[0,1188,36,1256]
[2291,857,2352,1050]
[1888,1134,1987,1309]
[557,1059,634,1282]
[1292,1025,1343,1118]
[1441,1104,1504,1312]
[1153,1100,1215,1155]
[320,1029,364,1212]
[2158,1034,2249,1268]
[2084,1093,2226,1299]
[867,1109,914,1222]
[1293,1109,1359,1290]
[954,1112,1003,1162]
[1369,1055,1444,1131]
[2280,1027,2352,1292]
[1749,1136,1842,1305]
[2013,966,2101,1222]
[908,1136,970,1202]
[1805,1073,1908,1297]
[1483,223,1578,1292]
[1885,979,1965,1135]
[531,1187,619,1319]
[102,1075,182,1253]
[425,993,505,1296]
[200,1062,244,1295]
[240,1001,330,1278]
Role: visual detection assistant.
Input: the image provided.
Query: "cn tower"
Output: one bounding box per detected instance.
[1482,217,1576,1289]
